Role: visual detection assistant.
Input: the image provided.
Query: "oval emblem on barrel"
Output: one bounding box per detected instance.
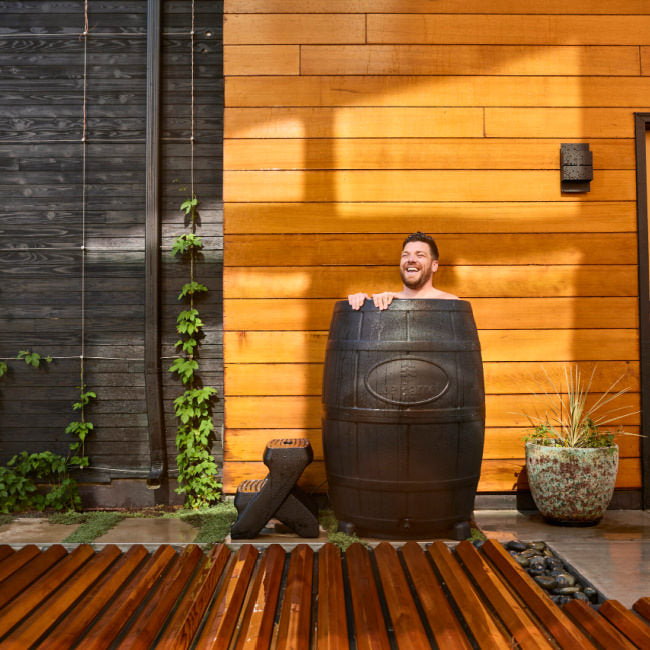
[364,357,450,406]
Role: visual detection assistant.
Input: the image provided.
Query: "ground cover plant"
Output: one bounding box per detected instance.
[0,353,95,513]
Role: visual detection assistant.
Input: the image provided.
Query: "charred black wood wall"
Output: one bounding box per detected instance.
[0,1,223,506]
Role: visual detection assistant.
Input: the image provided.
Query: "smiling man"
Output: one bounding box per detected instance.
[348,231,458,310]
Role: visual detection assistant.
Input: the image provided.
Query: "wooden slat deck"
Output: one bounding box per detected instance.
[0,541,649,649]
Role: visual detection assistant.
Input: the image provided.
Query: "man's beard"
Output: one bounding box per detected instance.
[400,265,432,290]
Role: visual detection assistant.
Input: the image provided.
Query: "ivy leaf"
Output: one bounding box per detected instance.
[178,281,208,300]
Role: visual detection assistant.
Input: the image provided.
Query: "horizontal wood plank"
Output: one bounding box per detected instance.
[223,265,639,299]
[224,45,299,75]
[224,139,635,171]
[223,170,634,202]
[486,108,643,138]
[224,360,640,397]
[224,330,639,364]
[223,427,640,461]
[300,45,639,76]
[367,14,650,45]
[221,457,641,493]
[224,297,639,331]
[224,392,640,429]
[223,233,637,266]
[224,14,366,45]
[225,107,484,139]
[224,1,650,14]
[226,75,650,108]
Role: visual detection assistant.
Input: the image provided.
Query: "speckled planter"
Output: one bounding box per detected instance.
[525,442,618,525]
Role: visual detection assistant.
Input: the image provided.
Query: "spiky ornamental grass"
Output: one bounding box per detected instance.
[525,365,639,448]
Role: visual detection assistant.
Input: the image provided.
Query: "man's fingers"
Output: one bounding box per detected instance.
[372,292,394,310]
[348,292,370,310]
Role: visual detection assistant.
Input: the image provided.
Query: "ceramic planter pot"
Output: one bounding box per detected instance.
[525,442,618,525]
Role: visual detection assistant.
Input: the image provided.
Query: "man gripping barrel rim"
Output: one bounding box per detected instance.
[348,231,459,310]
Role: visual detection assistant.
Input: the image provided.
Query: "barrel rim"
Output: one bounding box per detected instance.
[333,298,473,312]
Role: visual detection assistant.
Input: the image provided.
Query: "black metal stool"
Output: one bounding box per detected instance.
[230,439,319,539]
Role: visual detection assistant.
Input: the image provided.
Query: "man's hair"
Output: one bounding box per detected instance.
[402,232,439,260]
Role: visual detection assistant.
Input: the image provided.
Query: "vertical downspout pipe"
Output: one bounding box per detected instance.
[145,0,166,487]
[635,113,650,510]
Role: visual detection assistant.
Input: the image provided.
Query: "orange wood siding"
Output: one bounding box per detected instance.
[223,2,643,494]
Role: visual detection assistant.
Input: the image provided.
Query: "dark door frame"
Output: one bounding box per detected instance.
[634,112,650,509]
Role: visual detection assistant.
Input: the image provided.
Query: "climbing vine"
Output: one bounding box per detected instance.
[0,352,95,513]
[170,196,221,508]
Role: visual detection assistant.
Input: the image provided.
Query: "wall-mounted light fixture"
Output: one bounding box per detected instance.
[560,143,593,193]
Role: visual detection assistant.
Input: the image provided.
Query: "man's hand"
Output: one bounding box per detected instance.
[372,292,395,310]
[348,292,370,310]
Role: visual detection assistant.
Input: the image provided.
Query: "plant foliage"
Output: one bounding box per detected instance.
[170,196,221,508]
[0,357,95,513]
[523,365,638,448]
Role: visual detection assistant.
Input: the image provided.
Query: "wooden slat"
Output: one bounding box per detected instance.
[366,14,650,45]
[224,45,300,75]
[223,265,639,299]
[224,1,650,14]
[454,541,554,650]
[223,201,637,233]
[3,545,121,648]
[400,542,471,649]
[223,330,639,366]
[224,169,633,202]
[116,545,204,650]
[486,108,645,139]
[156,545,231,650]
[0,544,66,611]
[233,544,285,650]
[345,543,390,650]
[223,233,637,266]
[276,544,314,650]
[563,599,637,650]
[225,75,650,108]
[80,545,178,650]
[224,139,635,172]
[642,47,650,75]
[39,545,149,650]
[224,297,639,331]
[225,107,484,139]
[633,596,650,622]
[317,543,348,650]
[224,14,366,44]
[195,545,258,649]
[0,546,13,564]
[373,542,430,649]
[481,539,595,648]
[221,456,642,495]
[223,426,640,462]
[598,599,650,648]
[0,544,39,583]
[225,359,641,396]
[300,45,639,76]
[0,545,93,639]
[427,541,512,649]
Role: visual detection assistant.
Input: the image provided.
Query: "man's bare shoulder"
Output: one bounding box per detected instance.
[431,288,460,300]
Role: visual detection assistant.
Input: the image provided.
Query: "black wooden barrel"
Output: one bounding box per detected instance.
[321,299,485,539]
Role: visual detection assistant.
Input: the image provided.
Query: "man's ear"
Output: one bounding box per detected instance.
[431,259,439,273]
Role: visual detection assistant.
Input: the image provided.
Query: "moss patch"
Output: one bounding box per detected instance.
[319,508,368,551]
[164,502,238,544]
[58,511,125,543]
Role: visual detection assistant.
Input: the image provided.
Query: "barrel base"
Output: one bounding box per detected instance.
[336,517,473,541]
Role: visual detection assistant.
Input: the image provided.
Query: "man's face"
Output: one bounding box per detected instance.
[399,241,439,289]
